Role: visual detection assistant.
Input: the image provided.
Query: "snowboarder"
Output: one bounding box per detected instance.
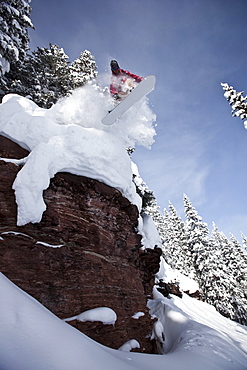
[110,60,143,101]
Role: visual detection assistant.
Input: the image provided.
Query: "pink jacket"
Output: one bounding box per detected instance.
[110,69,143,95]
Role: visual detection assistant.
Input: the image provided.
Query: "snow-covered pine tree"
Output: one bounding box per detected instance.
[131,161,165,244]
[0,0,33,84]
[229,234,247,270]
[206,225,247,325]
[2,46,98,107]
[205,224,234,317]
[161,208,176,268]
[10,44,71,107]
[69,50,97,89]
[147,191,246,325]
[201,223,221,302]
[132,164,157,211]
[221,232,247,325]
[141,189,165,240]
[162,202,189,274]
[228,234,247,324]
[183,194,209,280]
[1,50,36,98]
[28,44,71,108]
[241,233,247,255]
[221,82,247,129]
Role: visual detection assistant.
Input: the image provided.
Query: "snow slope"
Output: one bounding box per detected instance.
[0,272,246,370]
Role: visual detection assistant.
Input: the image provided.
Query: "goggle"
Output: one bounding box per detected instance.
[112,66,119,71]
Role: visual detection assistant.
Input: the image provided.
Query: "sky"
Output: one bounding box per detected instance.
[28,0,247,240]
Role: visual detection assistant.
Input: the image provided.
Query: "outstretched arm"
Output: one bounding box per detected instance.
[123,70,144,83]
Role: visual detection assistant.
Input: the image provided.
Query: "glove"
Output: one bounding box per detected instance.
[113,93,120,100]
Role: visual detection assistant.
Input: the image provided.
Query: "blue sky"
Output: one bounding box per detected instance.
[29,0,247,239]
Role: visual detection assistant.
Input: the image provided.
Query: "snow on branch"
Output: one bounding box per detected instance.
[221,82,247,129]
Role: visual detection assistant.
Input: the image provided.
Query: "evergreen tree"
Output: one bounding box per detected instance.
[221,82,247,128]
[0,0,33,79]
[133,185,247,324]
[2,46,98,108]
[143,192,165,239]
[183,194,209,280]
[161,208,176,268]
[241,233,247,255]
[132,164,157,211]
[204,225,247,325]
[1,51,35,98]
[146,191,247,325]
[207,225,235,317]
[162,202,189,274]
[28,44,71,108]
[70,50,97,89]
[131,162,165,245]
[223,233,247,325]
[4,44,71,107]
[201,223,222,302]
[229,234,247,271]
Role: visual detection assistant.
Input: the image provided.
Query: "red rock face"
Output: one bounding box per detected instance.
[0,135,161,353]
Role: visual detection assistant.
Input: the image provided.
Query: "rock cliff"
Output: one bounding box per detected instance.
[0,135,161,354]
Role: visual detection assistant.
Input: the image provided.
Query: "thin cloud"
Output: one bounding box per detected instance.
[134,126,210,216]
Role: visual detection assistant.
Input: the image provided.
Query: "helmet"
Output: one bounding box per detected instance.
[110,60,119,68]
[110,60,120,74]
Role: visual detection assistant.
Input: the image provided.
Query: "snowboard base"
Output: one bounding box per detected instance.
[102,75,156,125]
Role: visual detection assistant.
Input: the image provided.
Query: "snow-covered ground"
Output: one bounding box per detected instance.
[0,83,247,369]
[0,270,246,370]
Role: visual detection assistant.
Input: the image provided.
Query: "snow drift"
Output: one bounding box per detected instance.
[0,82,156,226]
[1,272,246,370]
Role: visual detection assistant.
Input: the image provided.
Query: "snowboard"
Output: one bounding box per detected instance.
[102,75,156,125]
